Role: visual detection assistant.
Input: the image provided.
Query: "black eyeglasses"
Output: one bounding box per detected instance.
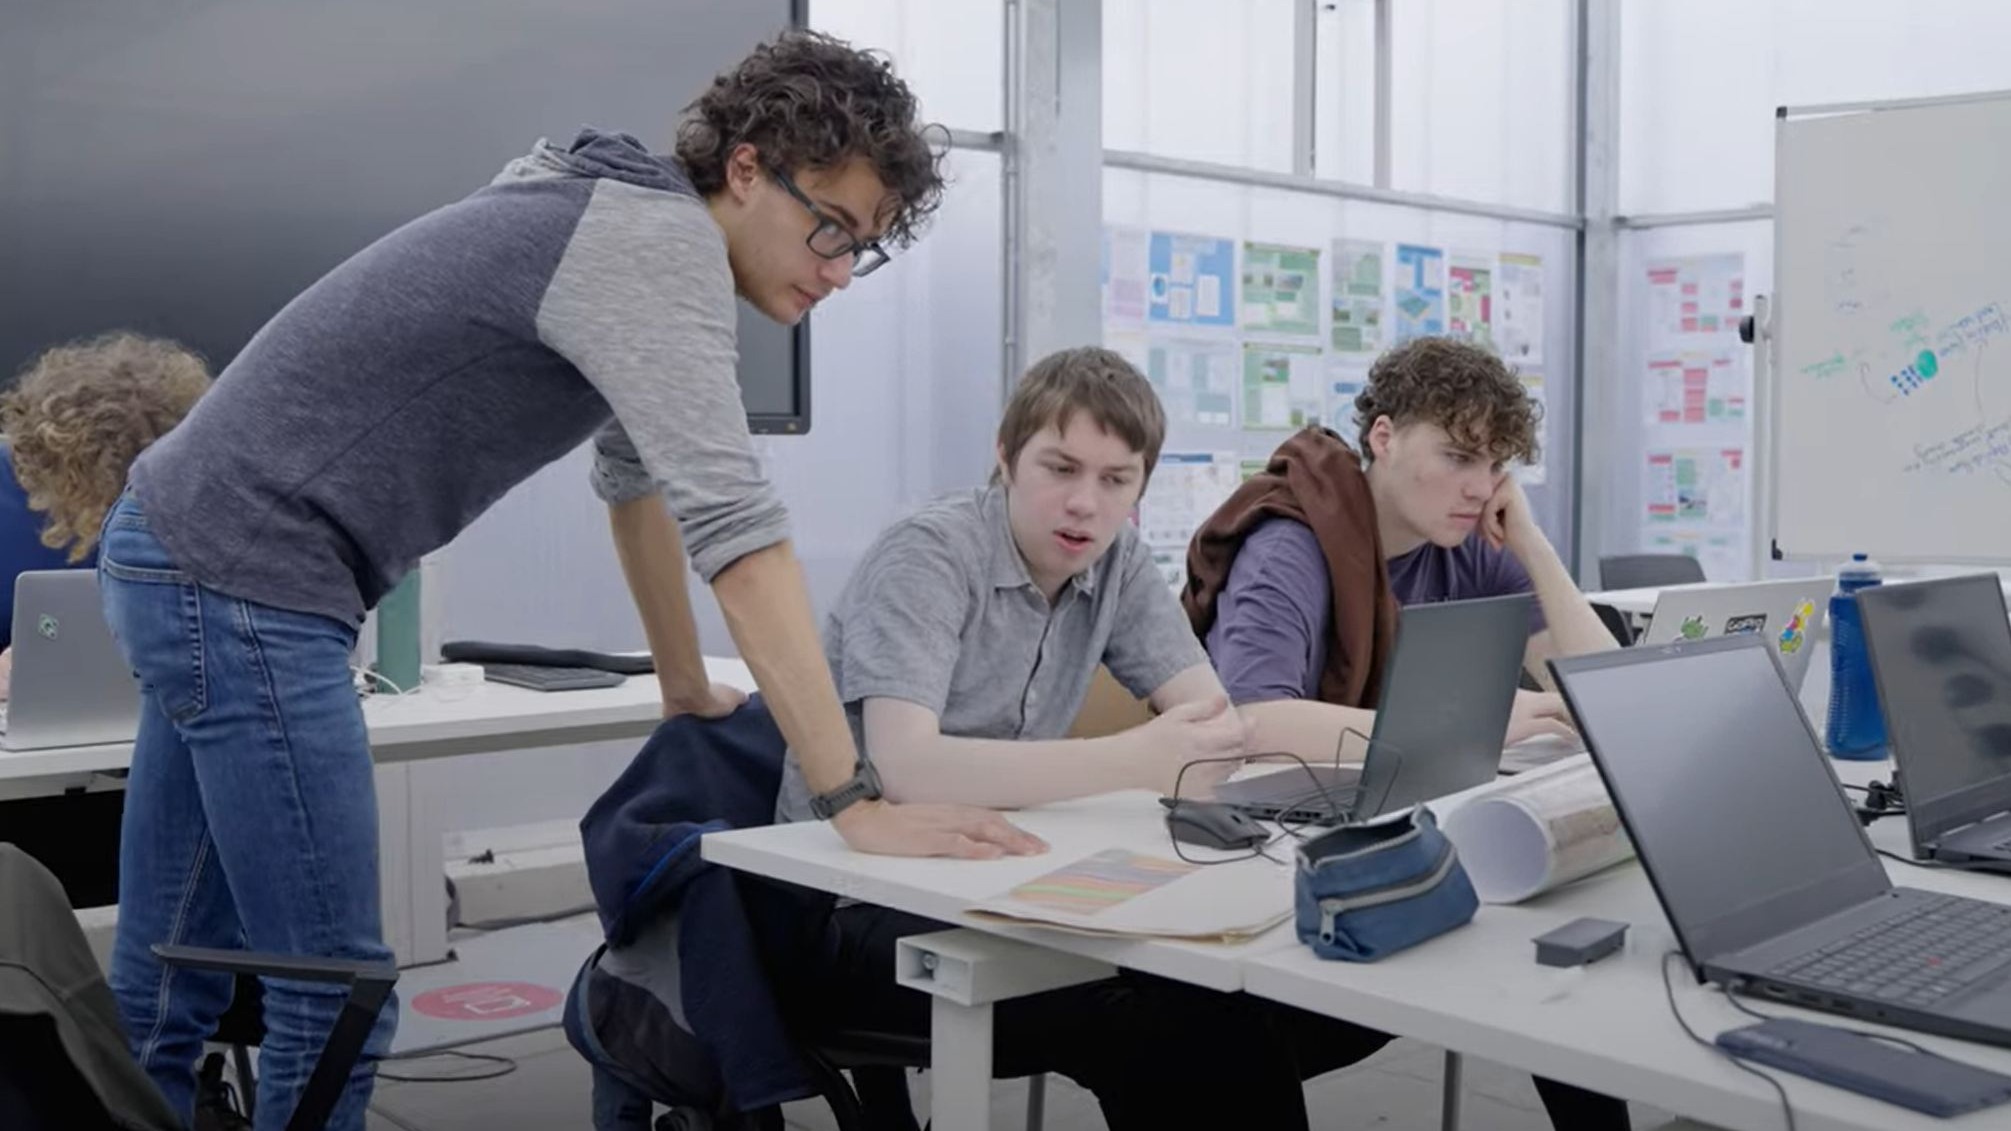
[770,167,891,278]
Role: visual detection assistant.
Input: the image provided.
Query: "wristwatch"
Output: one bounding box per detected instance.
[808,758,884,820]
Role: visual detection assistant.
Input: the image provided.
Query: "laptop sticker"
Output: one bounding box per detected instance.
[1724,614,1768,636]
[1678,614,1708,640]
[1778,601,1814,655]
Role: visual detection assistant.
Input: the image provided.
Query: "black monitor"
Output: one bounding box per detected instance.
[0,0,810,434]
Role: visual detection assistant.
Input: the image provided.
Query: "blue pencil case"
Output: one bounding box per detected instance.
[1294,806,1478,962]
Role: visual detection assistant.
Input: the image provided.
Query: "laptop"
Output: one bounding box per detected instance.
[1211,592,1532,825]
[1858,574,2011,871]
[1,570,142,751]
[1552,635,2011,1048]
[1640,577,1832,689]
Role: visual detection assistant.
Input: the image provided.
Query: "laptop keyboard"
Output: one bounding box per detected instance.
[1770,894,2011,1008]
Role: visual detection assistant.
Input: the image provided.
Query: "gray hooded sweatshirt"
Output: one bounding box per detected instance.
[130,128,789,625]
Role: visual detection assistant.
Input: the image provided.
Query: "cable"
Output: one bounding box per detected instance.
[1875,846,1948,869]
[376,1050,519,1083]
[352,665,413,697]
[1660,950,1796,1131]
[367,1104,425,1131]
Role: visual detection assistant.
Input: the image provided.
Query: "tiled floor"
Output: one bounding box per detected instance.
[360,1025,1681,1130]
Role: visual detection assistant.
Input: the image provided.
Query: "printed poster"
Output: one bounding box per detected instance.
[1148,231,1236,329]
[1644,448,1745,528]
[1496,252,1544,365]
[1645,352,1746,426]
[1241,242,1321,337]
[1517,371,1548,486]
[1146,339,1238,428]
[1330,238,1385,354]
[1101,225,1151,327]
[1325,361,1369,443]
[1393,243,1446,343]
[1139,452,1241,551]
[1644,255,1745,353]
[1242,343,1326,431]
[1446,253,1494,348]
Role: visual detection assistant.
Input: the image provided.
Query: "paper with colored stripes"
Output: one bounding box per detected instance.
[968,847,1294,943]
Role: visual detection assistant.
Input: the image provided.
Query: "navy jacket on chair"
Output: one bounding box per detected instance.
[577,695,814,1112]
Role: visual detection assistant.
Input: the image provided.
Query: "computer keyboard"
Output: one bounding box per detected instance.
[1770,894,2011,1008]
[479,663,627,692]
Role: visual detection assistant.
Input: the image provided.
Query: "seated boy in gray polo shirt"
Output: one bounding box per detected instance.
[762,347,1399,1130]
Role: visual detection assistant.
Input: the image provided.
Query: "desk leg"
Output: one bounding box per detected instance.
[405,760,452,966]
[375,765,414,965]
[930,997,995,1131]
[1440,1049,1463,1131]
[893,931,1114,1131]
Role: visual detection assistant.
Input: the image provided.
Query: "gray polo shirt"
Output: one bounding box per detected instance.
[775,485,1208,822]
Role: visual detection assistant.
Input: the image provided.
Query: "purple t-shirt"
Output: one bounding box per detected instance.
[1206,517,1546,704]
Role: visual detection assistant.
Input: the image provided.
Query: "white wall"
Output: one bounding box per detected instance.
[1102,0,1299,171]
[1603,0,2011,577]
[1389,0,1574,214]
[1619,0,2011,214]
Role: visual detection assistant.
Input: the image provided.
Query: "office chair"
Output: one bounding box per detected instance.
[1598,553,1706,591]
[0,844,396,1131]
[1597,553,1707,645]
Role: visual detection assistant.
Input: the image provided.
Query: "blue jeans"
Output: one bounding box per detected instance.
[97,494,396,1131]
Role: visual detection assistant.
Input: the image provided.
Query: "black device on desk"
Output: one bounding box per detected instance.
[441,640,649,692]
[441,640,656,675]
[1857,574,2011,871]
[1552,635,2011,1050]
[1717,1015,2011,1118]
[1159,799,1268,850]
[477,663,626,692]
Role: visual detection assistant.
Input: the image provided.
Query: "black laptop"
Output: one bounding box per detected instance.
[1211,592,1531,824]
[1859,574,2011,871]
[1552,635,2011,1047]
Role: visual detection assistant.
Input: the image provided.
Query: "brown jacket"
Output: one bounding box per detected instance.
[1182,427,1398,709]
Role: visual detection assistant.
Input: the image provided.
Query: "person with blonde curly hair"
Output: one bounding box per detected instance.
[3,331,211,560]
[0,331,209,665]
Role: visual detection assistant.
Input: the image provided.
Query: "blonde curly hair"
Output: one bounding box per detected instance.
[2,332,211,562]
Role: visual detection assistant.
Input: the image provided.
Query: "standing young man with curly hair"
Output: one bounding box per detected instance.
[98,30,1038,1131]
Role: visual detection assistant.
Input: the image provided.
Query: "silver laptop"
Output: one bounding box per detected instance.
[1,570,141,750]
[1641,577,1832,689]
[1211,592,1532,825]
[1554,635,2011,1048]
[1859,574,2011,871]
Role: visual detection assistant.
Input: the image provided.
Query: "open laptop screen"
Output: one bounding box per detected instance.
[1553,637,1888,963]
[1859,576,2011,843]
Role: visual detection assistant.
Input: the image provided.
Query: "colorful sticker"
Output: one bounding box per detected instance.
[1724,614,1768,636]
[1778,601,1814,656]
[1678,615,1708,640]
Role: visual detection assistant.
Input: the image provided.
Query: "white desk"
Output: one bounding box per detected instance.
[703,789,1293,994]
[1242,759,2011,1131]
[705,758,2011,1131]
[0,656,755,964]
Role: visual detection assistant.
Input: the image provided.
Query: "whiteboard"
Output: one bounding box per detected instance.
[1772,93,2011,562]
